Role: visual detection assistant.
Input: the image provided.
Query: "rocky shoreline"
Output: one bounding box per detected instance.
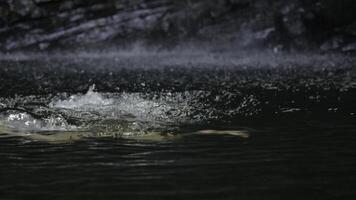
[0,0,356,52]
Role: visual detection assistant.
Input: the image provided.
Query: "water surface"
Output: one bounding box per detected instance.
[0,52,355,199]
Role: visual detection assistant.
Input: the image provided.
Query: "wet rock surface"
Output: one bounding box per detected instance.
[0,0,356,52]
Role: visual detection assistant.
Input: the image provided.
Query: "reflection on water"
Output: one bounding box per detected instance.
[0,120,355,200]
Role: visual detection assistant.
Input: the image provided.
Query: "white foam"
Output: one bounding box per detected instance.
[0,111,75,132]
[51,85,113,109]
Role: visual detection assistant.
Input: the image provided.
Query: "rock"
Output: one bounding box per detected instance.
[345,22,356,36]
[315,0,356,28]
[0,2,10,16]
[282,11,306,36]
[38,42,50,50]
[342,43,356,52]
[273,2,307,50]
[320,36,344,51]
[7,0,37,16]
[0,0,355,52]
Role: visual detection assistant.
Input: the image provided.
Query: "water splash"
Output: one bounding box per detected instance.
[0,83,261,140]
[0,88,198,137]
[50,84,113,109]
[0,88,254,143]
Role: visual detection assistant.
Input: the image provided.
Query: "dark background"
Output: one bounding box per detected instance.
[0,0,356,52]
[1,2,356,200]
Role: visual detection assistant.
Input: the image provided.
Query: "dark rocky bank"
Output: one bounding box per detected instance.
[0,0,356,52]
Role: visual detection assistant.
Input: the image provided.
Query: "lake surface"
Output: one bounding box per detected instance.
[0,51,355,199]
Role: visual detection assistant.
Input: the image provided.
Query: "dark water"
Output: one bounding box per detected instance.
[0,52,356,199]
[1,120,356,200]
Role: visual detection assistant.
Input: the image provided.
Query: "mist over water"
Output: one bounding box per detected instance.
[1,46,354,67]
